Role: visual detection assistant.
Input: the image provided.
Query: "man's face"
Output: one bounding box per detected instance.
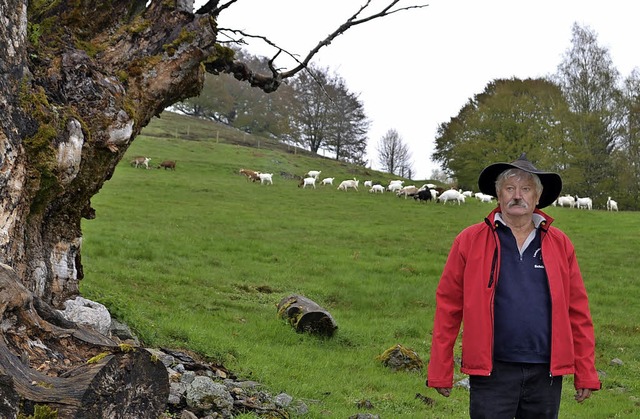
[497,172,541,217]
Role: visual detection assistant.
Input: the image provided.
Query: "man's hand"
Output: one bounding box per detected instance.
[435,387,452,397]
[575,388,592,403]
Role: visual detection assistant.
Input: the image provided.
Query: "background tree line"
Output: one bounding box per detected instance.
[174,49,371,166]
[432,23,640,210]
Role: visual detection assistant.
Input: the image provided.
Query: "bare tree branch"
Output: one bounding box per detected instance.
[196,0,239,15]
[208,1,428,92]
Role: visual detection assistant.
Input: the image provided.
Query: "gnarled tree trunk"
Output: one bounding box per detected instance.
[1,1,232,416]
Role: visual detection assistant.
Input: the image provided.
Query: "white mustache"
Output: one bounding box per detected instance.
[507,199,529,208]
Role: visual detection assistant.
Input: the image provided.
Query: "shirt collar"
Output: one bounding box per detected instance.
[494,212,545,228]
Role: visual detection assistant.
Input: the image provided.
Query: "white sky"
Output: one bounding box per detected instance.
[200,0,640,179]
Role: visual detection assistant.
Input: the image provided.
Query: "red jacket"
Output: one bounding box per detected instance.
[427,207,601,390]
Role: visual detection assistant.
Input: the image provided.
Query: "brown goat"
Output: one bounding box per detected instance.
[158,160,176,170]
[239,168,260,182]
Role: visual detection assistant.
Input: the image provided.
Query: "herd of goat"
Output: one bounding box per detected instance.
[129,156,619,210]
[239,168,620,211]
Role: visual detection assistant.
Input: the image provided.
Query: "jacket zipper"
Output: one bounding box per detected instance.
[486,221,499,376]
[540,224,554,380]
[487,247,498,288]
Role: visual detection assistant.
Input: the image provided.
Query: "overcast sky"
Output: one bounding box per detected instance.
[201,0,640,179]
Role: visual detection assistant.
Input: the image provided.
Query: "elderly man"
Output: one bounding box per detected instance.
[426,154,600,418]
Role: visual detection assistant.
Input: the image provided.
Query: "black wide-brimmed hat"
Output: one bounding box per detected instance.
[478,153,562,209]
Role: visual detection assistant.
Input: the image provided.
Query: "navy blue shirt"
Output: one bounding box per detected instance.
[493,215,551,363]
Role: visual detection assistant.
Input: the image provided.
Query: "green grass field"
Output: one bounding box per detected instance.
[80,112,640,418]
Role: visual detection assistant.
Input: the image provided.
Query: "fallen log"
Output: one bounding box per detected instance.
[276,294,338,337]
[0,263,169,418]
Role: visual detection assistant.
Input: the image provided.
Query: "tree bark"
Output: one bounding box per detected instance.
[277,294,338,336]
[0,263,169,418]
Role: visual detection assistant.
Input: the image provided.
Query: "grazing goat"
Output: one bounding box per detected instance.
[130,156,150,169]
[321,177,334,186]
[397,185,419,199]
[474,193,494,203]
[306,170,322,179]
[387,183,403,193]
[438,189,465,205]
[414,189,433,203]
[556,195,575,208]
[299,177,316,189]
[575,195,592,210]
[369,184,385,193]
[607,197,618,211]
[158,160,176,170]
[240,168,260,182]
[337,179,359,191]
[364,180,373,188]
[258,173,273,185]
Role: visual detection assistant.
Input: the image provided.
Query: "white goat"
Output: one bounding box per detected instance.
[607,196,618,211]
[258,173,273,185]
[556,195,575,208]
[337,179,359,191]
[438,189,465,205]
[306,170,322,179]
[130,156,151,169]
[321,177,334,186]
[300,177,316,189]
[575,196,592,210]
[387,183,403,193]
[364,180,373,188]
[369,184,385,193]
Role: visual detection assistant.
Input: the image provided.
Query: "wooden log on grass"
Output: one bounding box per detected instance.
[277,294,338,337]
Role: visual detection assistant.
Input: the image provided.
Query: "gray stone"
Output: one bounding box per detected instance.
[109,318,139,344]
[57,296,111,335]
[181,370,197,384]
[186,376,233,416]
[454,377,470,391]
[275,392,293,407]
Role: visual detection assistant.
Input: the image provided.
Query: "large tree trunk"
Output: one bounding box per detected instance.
[0,0,233,416]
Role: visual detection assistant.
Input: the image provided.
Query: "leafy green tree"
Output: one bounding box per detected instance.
[377,129,413,177]
[553,23,623,199]
[432,78,572,191]
[611,69,640,209]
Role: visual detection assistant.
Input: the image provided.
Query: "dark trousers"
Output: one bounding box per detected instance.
[469,361,562,419]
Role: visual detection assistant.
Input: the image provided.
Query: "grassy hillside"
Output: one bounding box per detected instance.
[80,113,640,418]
